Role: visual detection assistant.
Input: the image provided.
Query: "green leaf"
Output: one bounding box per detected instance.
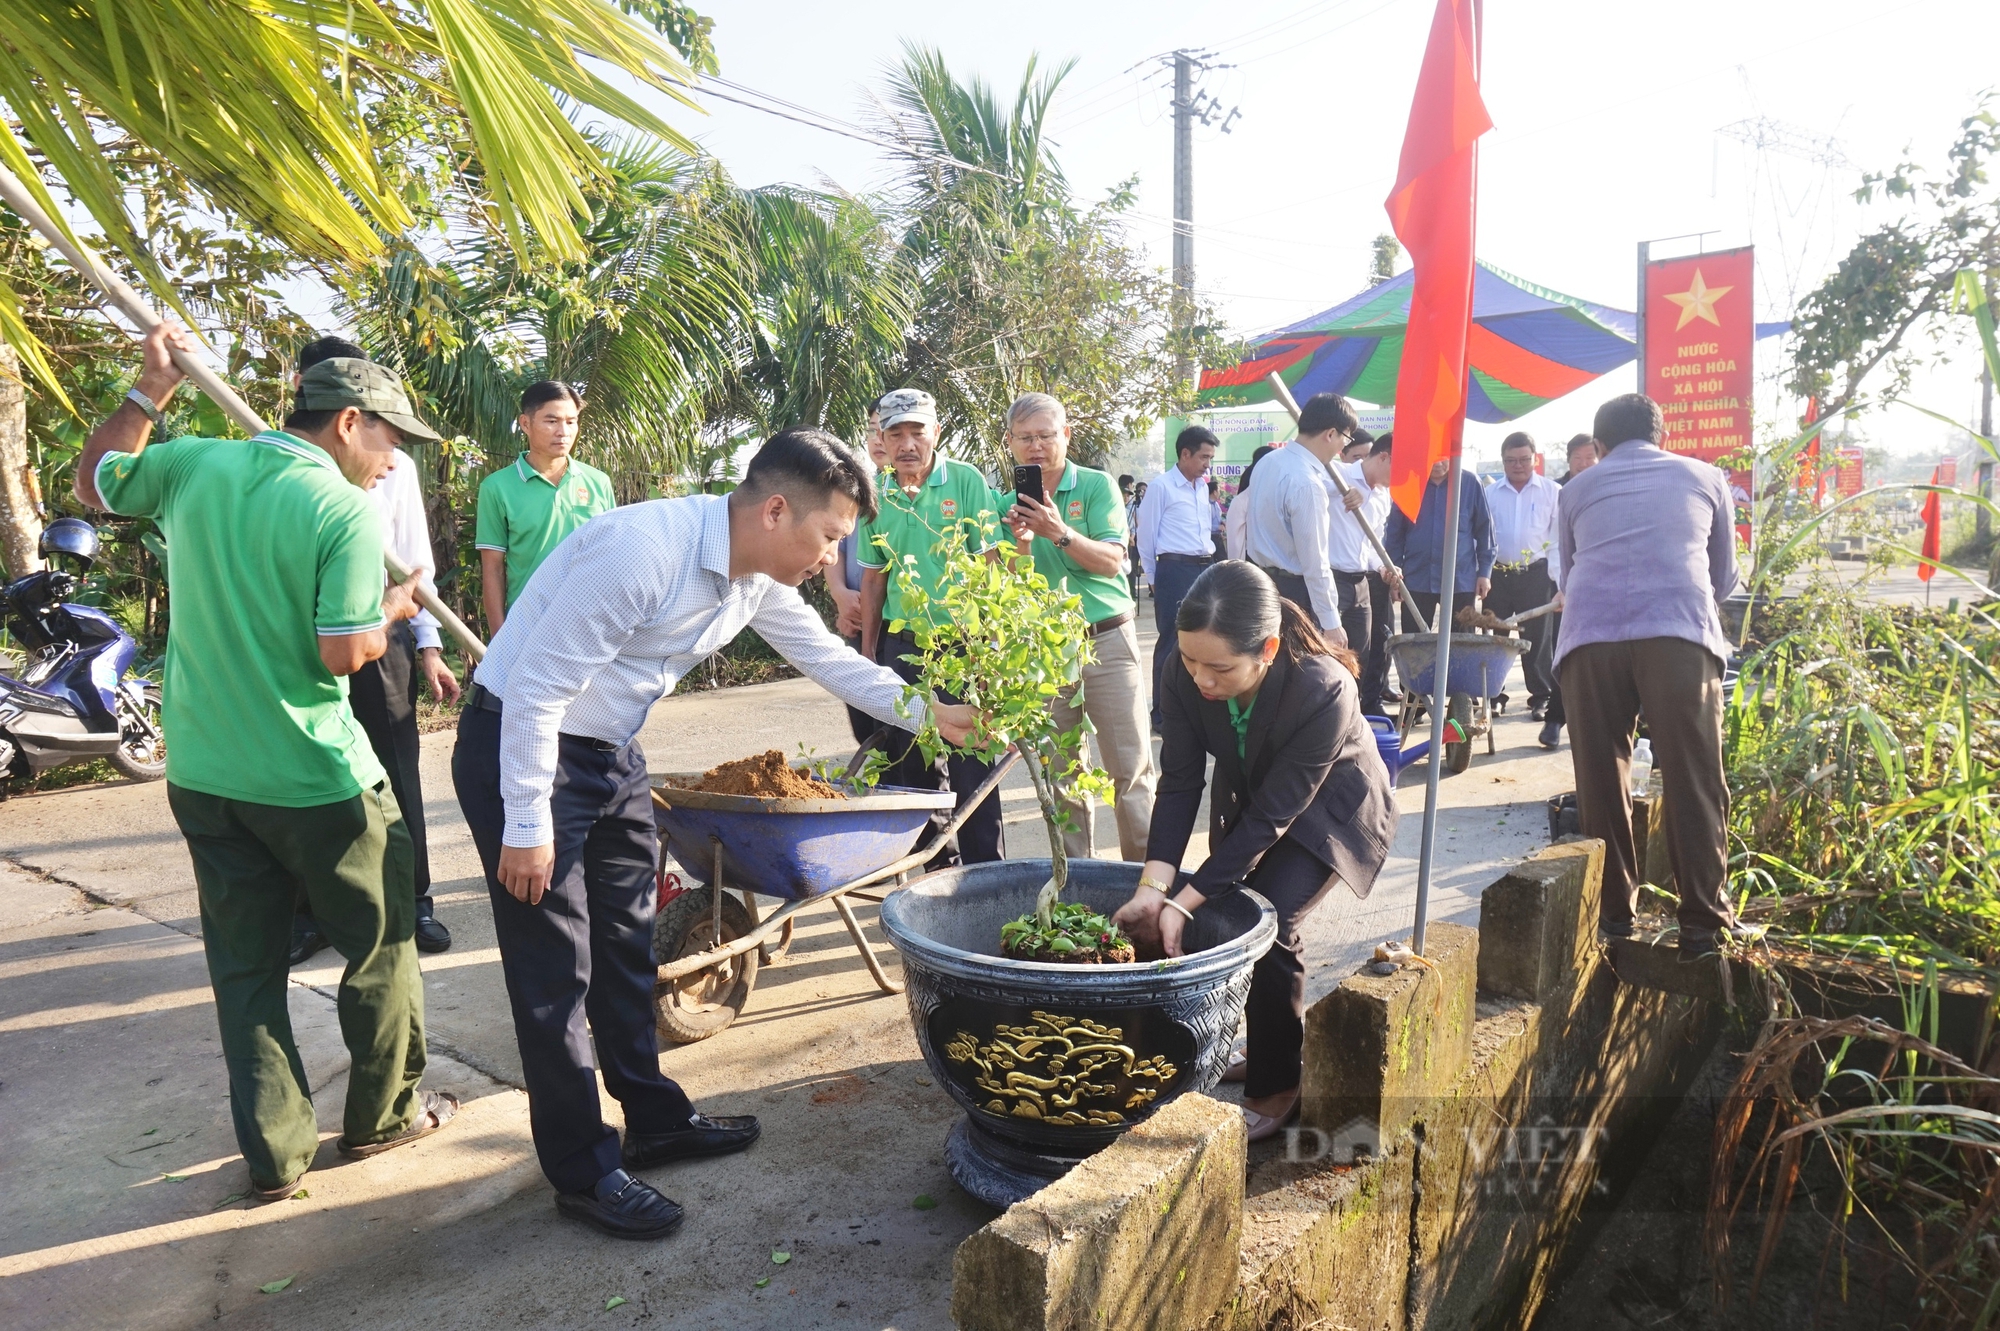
[258,1278,294,1295]
[754,1277,771,1289]
[141,1128,158,1136]
[605,1296,629,1311]
[291,1189,309,1199]
[160,1174,188,1182]
[913,1194,938,1210]
[770,1251,791,1265]
[210,1192,249,1210]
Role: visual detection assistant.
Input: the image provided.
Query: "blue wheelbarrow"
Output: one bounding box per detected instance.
[1386,631,1530,775]
[647,744,1020,1042]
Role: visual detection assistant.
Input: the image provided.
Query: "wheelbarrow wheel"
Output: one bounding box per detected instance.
[1444,693,1475,774]
[653,887,759,1044]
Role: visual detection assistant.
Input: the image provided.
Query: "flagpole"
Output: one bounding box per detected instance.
[1410,445,1460,958]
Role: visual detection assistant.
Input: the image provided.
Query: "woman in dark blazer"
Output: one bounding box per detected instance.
[1113,561,1397,1140]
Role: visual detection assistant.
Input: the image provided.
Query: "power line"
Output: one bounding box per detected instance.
[697,77,1023,185]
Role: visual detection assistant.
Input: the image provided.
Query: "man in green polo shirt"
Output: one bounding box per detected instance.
[1000,392,1157,862]
[75,321,459,1202]
[475,380,615,633]
[857,388,1007,863]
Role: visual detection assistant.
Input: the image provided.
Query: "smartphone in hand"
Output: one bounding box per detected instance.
[1012,463,1044,507]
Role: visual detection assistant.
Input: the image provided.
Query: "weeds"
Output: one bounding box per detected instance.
[1725,587,2000,979]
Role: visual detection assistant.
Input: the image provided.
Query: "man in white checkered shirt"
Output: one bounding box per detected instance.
[452,427,976,1242]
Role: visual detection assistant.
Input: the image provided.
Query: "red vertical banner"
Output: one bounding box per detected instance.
[1919,466,1942,582]
[1643,246,1755,464]
[1835,448,1865,497]
[1939,456,1958,486]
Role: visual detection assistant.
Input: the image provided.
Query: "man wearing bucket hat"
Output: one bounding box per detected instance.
[75,321,460,1204]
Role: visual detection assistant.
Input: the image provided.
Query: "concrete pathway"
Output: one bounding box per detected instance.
[0,608,1572,1330]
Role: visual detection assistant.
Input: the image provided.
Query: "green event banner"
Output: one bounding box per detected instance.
[1164,407,1395,494]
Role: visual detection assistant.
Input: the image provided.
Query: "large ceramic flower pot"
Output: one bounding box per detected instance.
[879,859,1276,1207]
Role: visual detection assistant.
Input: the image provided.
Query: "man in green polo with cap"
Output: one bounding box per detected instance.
[75,321,460,1203]
[858,387,1008,863]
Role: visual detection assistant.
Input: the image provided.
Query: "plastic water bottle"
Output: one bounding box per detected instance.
[1628,738,1653,796]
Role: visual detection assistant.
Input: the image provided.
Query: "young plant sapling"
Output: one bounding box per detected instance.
[879,510,1127,961]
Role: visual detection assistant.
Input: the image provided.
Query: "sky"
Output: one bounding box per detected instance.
[636,0,2000,467]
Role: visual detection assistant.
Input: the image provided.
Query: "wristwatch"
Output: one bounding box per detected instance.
[1056,528,1074,549]
[125,387,163,425]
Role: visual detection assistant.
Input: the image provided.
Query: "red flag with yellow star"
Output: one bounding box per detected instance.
[1384,0,1492,519]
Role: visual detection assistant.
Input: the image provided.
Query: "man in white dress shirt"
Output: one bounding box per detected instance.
[286,338,461,963]
[1135,425,1217,726]
[1243,393,1357,645]
[451,427,975,1240]
[1483,431,1563,717]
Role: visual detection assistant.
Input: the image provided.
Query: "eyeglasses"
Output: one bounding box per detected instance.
[1011,430,1062,445]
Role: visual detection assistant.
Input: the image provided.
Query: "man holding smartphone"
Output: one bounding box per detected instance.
[1001,392,1157,862]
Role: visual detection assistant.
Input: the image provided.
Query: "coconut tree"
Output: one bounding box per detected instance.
[879,45,1205,468]
[0,0,716,382]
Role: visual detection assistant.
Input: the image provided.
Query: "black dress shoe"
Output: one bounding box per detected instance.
[556,1169,685,1240]
[288,917,327,967]
[414,911,452,954]
[623,1113,761,1170]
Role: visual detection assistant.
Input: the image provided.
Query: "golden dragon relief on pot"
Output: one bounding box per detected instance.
[944,1010,1178,1126]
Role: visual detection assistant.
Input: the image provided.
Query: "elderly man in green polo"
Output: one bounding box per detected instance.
[475,381,615,634]
[1000,392,1157,861]
[75,322,459,1203]
[857,388,1007,863]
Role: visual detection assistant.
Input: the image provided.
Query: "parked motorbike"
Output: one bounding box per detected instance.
[0,518,164,783]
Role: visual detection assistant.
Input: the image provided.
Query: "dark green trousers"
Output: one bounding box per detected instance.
[168,781,426,1188]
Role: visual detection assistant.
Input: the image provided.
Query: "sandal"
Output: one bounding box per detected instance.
[252,1170,308,1203]
[1243,1094,1301,1143]
[338,1089,460,1160]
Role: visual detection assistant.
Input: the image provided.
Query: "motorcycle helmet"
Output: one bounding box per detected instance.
[39,517,100,570]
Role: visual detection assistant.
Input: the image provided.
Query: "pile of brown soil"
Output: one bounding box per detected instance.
[679,750,844,799]
[999,937,1138,965]
[1455,606,1514,634]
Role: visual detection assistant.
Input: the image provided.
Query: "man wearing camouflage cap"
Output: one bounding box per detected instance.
[76,322,460,1203]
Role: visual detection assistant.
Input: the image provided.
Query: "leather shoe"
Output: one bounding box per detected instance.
[556,1169,685,1240]
[623,1113,761,1170]
[288,917,327,967]
[1537,719,1563,750]
[414,909,452,954]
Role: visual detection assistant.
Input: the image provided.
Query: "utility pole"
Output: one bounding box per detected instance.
[1163,49,1237,380]
[1172,52,1193,324]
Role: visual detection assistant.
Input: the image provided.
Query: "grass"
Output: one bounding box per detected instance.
[1725,586,2000,979]
[1715,580,2000,1324]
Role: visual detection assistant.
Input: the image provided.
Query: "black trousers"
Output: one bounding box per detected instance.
[1545,613,1568,727]
[452,705,695,1194]
[840,635,880,747]
[1150,554,1210,725]
[1364,571,1394,710]
[1331,570,1378,711]
[875,628,1005,865]
[1187,837,1342,1099]
[1485,561,1556,707]
[345,622,431,905]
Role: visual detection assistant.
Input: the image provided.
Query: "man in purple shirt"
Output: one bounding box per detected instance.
[1555,395,1751,959]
